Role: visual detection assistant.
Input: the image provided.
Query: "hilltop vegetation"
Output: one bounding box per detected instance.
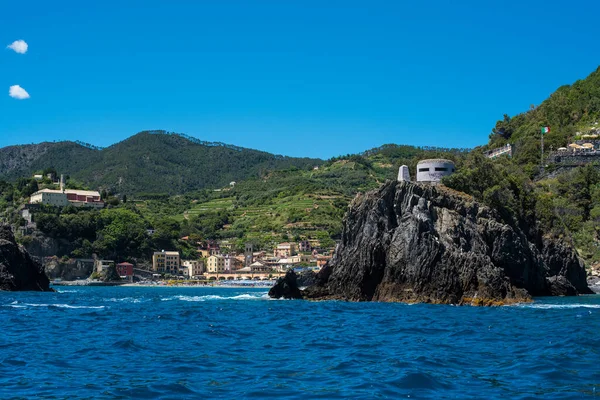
[488,66,600,172]
[445,65,600,267]
[0,131,321,195]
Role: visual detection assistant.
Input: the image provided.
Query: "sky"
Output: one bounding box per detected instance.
[1,0,600,159]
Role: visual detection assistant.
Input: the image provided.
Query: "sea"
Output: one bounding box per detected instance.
[0,286,599,399]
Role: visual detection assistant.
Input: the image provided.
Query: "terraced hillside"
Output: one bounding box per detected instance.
[129,147,467,251]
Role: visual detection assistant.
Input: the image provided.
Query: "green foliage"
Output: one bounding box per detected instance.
[443,153,538,232]
[488,66,600,168]
[0,131,322,195]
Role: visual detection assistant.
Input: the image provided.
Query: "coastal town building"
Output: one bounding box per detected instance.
[207,255,226,273]
[249,261,270,273]
[245,243,254,267]
[416,159,455,184]
[30,188,104,209]
[298,240,311,252]
[207,241,221,256]
[274,242,296,258]
[152,251,181,274]
[182,260,204,278]
[116,262,134,280]
[95,259,115,274]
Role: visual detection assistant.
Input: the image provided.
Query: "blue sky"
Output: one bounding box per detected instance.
[1,0,599,159]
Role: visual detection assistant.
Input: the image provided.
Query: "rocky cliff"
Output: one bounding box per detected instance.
[0,224,52,291]
[299,181,591,305]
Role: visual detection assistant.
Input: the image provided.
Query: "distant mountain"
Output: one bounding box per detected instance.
[0,131,322,194]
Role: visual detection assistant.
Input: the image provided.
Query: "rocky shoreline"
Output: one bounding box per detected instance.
[0,224,52,292]
[270,181,593,305]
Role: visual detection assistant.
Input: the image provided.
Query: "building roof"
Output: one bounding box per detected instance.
[32,188,101,197]
[154,251,179,255]
[117,262,134,266]
[417,159,455,165]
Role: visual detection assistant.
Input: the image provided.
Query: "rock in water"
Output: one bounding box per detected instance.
[0,224,52,291]
[269,270,303,299]
[303,181,592,305]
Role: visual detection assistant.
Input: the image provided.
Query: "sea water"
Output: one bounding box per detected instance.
[1,286,599,399]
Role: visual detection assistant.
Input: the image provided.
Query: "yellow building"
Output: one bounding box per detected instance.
[274,242,297,258]
[206,255,226,273]
[152,251,180,274]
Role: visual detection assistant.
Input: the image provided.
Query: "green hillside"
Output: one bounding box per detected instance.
[143,146,469,251]
[0,141,101,180]
[443,66,600,267]
[488,66,600,171]
[0,131,322,195]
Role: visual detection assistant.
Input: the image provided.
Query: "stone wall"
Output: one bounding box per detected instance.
[546,151,600,166]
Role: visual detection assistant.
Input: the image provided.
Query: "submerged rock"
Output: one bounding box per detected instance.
[0,224,52,292]
[269,270,303,299]
[303,181,592,305]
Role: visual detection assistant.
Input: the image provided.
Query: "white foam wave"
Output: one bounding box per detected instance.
[161,293,269,302]
[518,304,600,309]
[55,289,80,293]
[105,297,142,303]
[2,302,105,310]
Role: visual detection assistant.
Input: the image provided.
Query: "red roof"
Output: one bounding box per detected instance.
[117,262,134,266]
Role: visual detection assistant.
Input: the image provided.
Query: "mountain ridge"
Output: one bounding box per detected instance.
[0,131,323,195]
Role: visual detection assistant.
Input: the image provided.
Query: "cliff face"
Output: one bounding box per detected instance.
[302,181,591,305]
[0,225,52,291]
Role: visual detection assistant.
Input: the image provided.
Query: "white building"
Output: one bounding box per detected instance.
[416,159,455,184]
[182,260,204,278]
[397,165,410,182]
[30,190,69,207]
[30,189,104,208]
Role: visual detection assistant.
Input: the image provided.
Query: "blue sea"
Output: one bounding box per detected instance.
[1,287,599,399]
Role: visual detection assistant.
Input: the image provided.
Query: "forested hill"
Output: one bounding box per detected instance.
[0,131,322,194]
[488,66,600,170]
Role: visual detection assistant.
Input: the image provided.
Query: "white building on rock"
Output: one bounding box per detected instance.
[397,165,410,182]
[416,159,455,184]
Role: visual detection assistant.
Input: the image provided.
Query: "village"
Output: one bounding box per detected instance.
[20,138,600,285]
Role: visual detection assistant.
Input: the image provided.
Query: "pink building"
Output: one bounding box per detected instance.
[116,262,134,278]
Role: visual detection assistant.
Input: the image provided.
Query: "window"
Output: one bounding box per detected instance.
[434,167,448,172]
[418,168,429,172]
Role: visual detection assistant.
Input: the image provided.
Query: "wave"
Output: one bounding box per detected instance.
[161,293,270,302]
[517,303,600,309]
[104,297,143,303]
[2,302,105,310]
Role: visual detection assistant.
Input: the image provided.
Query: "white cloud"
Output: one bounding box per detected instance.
[9,85,30,99]
[7,40,28,54]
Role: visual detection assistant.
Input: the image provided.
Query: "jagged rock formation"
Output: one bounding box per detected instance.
[0,224,52,291]
[24,231,76,260]
[268,270,303,299]
[301,181,592,305]
[44,258,95,281]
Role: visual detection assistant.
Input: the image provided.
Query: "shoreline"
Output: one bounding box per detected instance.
[52,280,275,289]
